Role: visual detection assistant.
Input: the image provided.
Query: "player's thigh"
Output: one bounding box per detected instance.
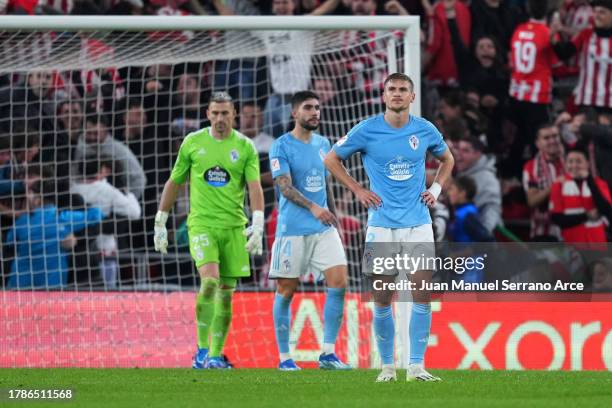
[399,224,435,303]
[189,228,220,279]
[268,235,306,279]
[396,224,435,264]
[309,228,348,288]
[218,227,251,279]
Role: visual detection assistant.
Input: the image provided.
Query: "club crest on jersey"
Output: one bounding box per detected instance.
[230,149,239,162]
[409,135,419,150]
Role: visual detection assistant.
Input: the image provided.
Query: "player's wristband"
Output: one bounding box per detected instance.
[252,210,264,229]
[428,182,442,200]
[155,211,169,226]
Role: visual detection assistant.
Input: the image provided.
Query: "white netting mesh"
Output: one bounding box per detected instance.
[0,24,413,368]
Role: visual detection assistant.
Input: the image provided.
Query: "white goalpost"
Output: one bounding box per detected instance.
[0,15,421,369]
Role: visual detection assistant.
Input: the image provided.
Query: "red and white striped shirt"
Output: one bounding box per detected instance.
[549,174,611,243]
[572,28,612,109]
[509,20,558,104]
[522,155,565,239]
[562,0,593,32]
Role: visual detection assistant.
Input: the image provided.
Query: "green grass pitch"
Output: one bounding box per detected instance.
[2,369,612,408]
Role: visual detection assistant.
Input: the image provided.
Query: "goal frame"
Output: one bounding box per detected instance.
[1,14,421,369]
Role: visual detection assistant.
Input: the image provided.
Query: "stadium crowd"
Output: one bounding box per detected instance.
[0,0,611,289]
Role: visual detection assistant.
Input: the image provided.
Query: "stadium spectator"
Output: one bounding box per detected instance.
[449,33,509,149]
[170,73,207,138]
[0,70,55,134]
[522,124,565,241]
[0,134,26,199]
[587,257,612,291]
[215,0,337,137]
[550,148,612,243]
[71,156,141,289]
[455,136,502,233]
[552,0,612,112]
[578,110,612,186]
[446,175,494,283]
[313,76,368,140]
[56,100,84,146]
[74,112,147,199]
[506,0,556,177]
[553,0,593,79]
[5,179,104,289]
[560,0,594,36]
[448,175,495,242]
[209,0,265,101]
[423,0,471,89]
[438,90,487,143]
[469,0,525,60]
[336,0,396,111]
[239,102,275,216]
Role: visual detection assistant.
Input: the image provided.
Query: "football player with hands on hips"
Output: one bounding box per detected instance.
[325,73,454,382]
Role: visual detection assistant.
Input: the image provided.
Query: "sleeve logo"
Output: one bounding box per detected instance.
[271,158,280,172]
[336,135,348,147]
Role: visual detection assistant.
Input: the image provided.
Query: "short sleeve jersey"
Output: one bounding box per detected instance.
[269,132,331,237]
[171,127,260,229]
[333,114,447,228]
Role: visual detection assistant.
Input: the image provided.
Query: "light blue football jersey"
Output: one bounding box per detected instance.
[333,114,447,228]
[269,132,332,237]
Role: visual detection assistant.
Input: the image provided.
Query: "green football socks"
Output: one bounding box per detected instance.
[209,288,234,358]
[196,278,219,349]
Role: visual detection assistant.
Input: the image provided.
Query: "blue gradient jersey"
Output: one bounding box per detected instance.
[270,133,331,237]
[333,114,447,228]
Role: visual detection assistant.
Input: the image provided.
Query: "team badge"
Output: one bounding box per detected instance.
[409,135,419,150]
[230,149,239,162]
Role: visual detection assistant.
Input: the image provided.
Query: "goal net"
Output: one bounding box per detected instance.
[0,15,420,368]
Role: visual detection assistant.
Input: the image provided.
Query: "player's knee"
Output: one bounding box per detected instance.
[276,280,298,298]
[217,288,234,313]
[325,266,348,289]
[200,277,219,299]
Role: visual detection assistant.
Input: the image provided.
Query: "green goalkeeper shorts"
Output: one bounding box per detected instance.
[188,226,251,278]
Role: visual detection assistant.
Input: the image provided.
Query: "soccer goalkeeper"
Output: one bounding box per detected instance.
[154,92,264,369]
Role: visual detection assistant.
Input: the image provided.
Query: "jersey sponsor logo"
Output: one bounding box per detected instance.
[336,135,348,147]
[197,148,206,156]
[304,168,324,192]
[384,156,413,181]
[409,135,419,150]
[230,149,239,162]
[204,166,231,187]
[271,158,280,172]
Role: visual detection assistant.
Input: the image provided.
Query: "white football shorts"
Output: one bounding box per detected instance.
[269,227,347,279]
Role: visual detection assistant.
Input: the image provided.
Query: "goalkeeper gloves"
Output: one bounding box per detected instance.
[244,210,264,256]
[154,211,169,254]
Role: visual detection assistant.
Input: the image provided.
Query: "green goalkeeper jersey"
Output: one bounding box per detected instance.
[170,127,260,229]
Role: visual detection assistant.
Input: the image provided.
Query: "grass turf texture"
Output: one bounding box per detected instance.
[1,369,611,408]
